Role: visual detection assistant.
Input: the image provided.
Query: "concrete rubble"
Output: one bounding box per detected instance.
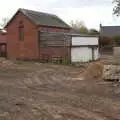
[103,65,120,81]
[0,58,15,68]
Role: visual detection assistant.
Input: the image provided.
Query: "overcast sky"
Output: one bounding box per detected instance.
[0,0,119,29]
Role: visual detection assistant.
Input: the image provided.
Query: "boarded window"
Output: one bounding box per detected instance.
[19,26,24,41]
[19,21,24,41]
[40,32,71,47]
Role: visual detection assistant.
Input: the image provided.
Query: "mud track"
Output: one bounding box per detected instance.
[0,62,120,120]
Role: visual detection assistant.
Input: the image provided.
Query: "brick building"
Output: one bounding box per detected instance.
[0,29,7,57]
[5,8,71,61]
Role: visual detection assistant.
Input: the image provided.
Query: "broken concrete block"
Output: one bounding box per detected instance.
[103,65,120,81]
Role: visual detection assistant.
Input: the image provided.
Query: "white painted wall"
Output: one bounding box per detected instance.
[113,47,120,56]
[113,47,120,63]
[71,47,92,62]
[94,47,99,60]
[71,36,99,62]
[71,47,99,62]
[72,36,98,46]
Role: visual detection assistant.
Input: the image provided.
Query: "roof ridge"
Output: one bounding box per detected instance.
[101,25,120,27]
[5,8,70,29]
[19,8,57,17]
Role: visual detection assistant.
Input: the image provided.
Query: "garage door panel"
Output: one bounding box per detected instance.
[71,47,92,62]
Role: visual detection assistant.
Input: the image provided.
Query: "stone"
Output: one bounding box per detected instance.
[103,65,120,81]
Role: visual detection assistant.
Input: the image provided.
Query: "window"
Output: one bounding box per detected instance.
[19,21,24,41]
[19,26,24,41]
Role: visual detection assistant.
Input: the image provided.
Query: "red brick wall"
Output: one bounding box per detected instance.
[6,11,71,60]
[6,12,39,59]
[40,47,71,60]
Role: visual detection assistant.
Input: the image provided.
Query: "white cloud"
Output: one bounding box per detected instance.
[50,0,112,8]
[53,6,116,29]
[0,0,120,30]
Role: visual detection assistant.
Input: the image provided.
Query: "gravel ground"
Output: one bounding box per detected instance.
[0,61,120,120]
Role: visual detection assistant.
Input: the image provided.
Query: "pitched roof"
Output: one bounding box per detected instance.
[5,8,70,29]
[100,26,120,37]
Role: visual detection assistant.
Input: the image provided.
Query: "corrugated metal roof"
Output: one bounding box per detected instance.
[100,26,120,37]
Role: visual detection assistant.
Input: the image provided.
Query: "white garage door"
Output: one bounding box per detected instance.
[71,47,93,62]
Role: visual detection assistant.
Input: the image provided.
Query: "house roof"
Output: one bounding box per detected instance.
[100,26,120,37]
[5,8,70,29]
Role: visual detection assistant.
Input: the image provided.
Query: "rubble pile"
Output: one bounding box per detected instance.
[82,62,104,79]
[103,65,120,81]
[0,58,15,68]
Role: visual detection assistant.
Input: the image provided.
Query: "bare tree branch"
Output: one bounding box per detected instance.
[0,18,9,28]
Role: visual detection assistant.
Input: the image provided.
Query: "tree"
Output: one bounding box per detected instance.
[79,25,88,34]
[113,0,120,16]
[70,20,88,34]
[70,20,99,35]
[0,17,9,28]
[89,29,99,35]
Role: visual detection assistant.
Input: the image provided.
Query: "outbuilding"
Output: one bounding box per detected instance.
[5,8,71,61]
[0,29,7,57]
[71,34,99,62]
[4,8,99,63]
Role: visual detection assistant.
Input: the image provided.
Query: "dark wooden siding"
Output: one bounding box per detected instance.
[40,32,71,47]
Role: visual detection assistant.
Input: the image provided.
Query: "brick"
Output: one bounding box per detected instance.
[6,11,71,60]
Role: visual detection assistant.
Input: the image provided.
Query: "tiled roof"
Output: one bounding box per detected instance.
[20,8,70,28]
[100,26,120,37]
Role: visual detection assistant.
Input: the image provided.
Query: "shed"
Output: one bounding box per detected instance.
[0,29,7,57]
[5,8,71,60]
[71,34,99,62]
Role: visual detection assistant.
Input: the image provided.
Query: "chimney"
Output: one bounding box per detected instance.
[100,23,102,28]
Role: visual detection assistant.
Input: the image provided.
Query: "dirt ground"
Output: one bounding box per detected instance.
[0,58,120,120]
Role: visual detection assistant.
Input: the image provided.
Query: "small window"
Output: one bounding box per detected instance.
[19,26,24,41]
